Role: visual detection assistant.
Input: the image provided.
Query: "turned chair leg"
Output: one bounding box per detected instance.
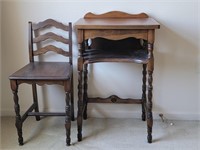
[10,80,24,145]
[65,91,71,146]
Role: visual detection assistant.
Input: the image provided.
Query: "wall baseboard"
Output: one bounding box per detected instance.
[88,109,200,121]
[1,108,200,121]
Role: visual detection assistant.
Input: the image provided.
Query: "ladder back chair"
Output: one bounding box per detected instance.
[9,19,74,146]
[75,11,160,143]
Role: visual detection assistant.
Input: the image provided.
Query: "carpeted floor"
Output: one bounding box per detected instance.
[0,117,199,150]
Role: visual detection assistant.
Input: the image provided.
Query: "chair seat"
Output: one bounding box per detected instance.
[83,49,148,64]
[9,62,72,80]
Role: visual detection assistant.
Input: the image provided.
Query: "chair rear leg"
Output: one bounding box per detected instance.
[70,76,75,121]
[32,84,40,121]
[10,80,24,145]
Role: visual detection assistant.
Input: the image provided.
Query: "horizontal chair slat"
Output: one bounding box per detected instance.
[32,19,69,31]
[33,32,70,44]
[33,45,70,56]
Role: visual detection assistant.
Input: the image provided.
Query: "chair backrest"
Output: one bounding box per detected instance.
[29,19,72,64]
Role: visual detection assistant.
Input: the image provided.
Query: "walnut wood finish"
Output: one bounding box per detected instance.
[84,11,149,19]
[75,11,160,143]
[9,19,74,146]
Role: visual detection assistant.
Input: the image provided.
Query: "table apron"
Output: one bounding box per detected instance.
[83,29,148,40]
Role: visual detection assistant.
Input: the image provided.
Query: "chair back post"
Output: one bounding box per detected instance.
[68,22,73,65]
[28,22,34,62]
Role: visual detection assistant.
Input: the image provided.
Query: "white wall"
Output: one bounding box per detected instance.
[198,0,200,120]
[0,1,2,113]
[1,0,199,120]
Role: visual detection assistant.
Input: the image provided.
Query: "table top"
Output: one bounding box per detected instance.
[75,18,160,30]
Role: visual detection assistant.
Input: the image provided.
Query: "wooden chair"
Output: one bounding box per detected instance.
[9,19,74,146]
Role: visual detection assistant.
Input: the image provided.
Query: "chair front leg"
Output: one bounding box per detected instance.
[10,80,23,145]
[64,83,71,146]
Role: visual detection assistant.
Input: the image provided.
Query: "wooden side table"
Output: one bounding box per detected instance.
[75,11,160,143]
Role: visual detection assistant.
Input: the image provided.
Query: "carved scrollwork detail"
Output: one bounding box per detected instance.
[110,96,117,103]
[17,80,64,86]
